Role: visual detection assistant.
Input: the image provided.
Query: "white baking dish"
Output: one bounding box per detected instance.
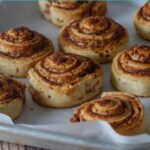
[0,1,149,150]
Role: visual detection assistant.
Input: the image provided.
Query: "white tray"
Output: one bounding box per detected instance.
[0,1,149,150]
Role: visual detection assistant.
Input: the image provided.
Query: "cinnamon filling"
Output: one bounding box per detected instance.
[0,76,25,104]
[34,52,100,86]
[63,17,126,49]
[71,93,143,131]
[118,45,150,76]
[138,2,150,21]
[0,27,50,58]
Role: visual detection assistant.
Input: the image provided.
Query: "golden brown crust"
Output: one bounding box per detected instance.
[39,1,107,27]
[111,45,150,97]
[71,92,147,135]
[0,75,26,104]
[34,52,102,87]
[134,1,150,41]
[47,1,86,10]
[0,27,52,58]
[137,1,150,22]
[29,52,103,108]
[91,2,107,16]
[0,27,54,77]
[59,16,129,63]
[61,16,126,49]
[48,1,107,15]
[118,45,150,77]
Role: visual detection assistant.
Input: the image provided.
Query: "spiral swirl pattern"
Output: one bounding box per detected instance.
[0,76,25,104]
[34,52,101,86]
[61,16,126,50]
[71,92,146,135]
[118,45,150,76]
[0,27,51,58]
[138,1,150,21]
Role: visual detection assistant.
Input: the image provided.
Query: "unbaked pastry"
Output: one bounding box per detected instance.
[71,92,148,135]
[0,27,54,77]
[28,52,103,108]
[111,45,150,97]
[0,75,26,120]
[134,1,150,41]
[59,16,129,63]
[39,0,107,27]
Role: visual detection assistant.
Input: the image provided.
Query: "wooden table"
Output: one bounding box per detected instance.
[0,142,48,150]
[0,141,94,150]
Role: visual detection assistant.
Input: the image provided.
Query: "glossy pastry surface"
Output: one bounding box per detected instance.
[28,52,103,108]
[111,45,150,96]
[71,92,148,135]
[39,1,107,27]
[0,27,54,77]
[59,16,129,63]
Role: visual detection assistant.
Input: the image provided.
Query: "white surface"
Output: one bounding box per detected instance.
[0,0,150,146]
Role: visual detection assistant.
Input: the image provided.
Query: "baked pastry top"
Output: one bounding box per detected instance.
[136,1,150,22]
[0,27,53,58]
[0,75,26,120]
[39,0,107,27]
[71,92,148,135]
[134,1,150,40]
[0,27,54,77]
[59,16,129,63]
[111,45,150,97]
[28,52,103,108]
[117,45,150,76]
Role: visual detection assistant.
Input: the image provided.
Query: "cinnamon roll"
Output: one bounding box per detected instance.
[59,16,129,64]
[0,75,25,120]
[134,1,150,41]
[0,27,54,77]
[111,45,150,97]
[28,52,103,108]
[39,0,107,27]
[71,92,148,135]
